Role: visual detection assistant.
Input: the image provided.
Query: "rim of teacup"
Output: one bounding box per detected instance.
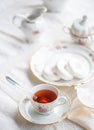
[30,83,61,104]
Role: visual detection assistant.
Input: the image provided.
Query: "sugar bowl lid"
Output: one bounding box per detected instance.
[71,15,94,37]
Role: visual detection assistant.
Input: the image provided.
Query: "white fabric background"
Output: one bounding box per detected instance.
[0,0,94,129]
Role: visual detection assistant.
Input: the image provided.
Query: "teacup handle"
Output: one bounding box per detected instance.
[12,14,26,28]
[63,26,71,35]
[56,95,67,106]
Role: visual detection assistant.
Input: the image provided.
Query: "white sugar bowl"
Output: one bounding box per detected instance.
[64,15,94,47]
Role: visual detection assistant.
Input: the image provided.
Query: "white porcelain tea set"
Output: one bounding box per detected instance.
[11,0,94,125]
[13,5,94,47]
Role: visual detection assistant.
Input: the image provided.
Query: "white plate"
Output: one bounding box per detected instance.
[76,81,94,108]
[30,43,94,87]
[18,96,70,124]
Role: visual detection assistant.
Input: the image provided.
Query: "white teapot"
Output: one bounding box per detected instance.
[12,7,47,43]
[63,15,94,47]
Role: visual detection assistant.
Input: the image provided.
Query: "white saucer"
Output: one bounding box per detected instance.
[18,96,70,124]
[30,43,94,87]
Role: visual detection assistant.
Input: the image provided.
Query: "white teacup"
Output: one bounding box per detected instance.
[43,0,68,13]
[30,84,68,115]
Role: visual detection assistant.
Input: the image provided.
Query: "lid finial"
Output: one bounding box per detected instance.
[80,15,87,25]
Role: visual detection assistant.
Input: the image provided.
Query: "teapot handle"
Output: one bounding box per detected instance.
[63,26,71,35]
[12,14,26,28]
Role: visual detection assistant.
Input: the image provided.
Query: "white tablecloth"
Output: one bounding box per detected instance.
[0,0,94,129]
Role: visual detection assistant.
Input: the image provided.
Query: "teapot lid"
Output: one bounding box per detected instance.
[71,15,93,37]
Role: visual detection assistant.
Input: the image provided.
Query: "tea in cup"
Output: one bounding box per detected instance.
[30,84,68,114]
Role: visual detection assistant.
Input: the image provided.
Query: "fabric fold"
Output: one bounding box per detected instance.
[68,98,94,130]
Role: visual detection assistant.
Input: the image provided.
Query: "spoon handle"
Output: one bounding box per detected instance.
[5,76,30,95]
[6,76,22,88]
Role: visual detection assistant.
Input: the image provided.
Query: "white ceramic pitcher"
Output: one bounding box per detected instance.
[12,7,47,43]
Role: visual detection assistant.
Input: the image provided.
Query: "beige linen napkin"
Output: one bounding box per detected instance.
[68,97,94,130]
